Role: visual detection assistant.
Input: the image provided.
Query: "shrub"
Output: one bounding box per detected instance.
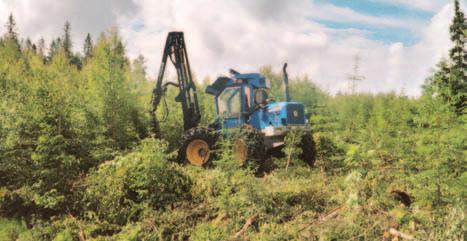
[0,218,29,241]
[82,139,192,225]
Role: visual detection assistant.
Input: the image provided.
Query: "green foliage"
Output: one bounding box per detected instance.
[282,130,304,170]
[83,29,147,151]
[0,18,149,218]
[0,13,465,241]
[0,218,29,241]
[424,1,466,113]
[313,132,345,172]
[82,139,192,225]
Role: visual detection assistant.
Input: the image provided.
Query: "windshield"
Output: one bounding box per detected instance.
[218,87,242,116]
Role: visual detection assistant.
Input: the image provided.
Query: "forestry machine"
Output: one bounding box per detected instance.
[151,32,315,166]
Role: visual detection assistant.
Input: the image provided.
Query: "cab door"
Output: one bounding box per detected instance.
[216,86,247,128]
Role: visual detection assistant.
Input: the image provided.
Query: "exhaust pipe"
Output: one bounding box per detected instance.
[283,63,290,102]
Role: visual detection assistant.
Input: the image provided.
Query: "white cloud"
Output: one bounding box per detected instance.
[1,0,138,47]
[399,3,454,95]
[0,1,6,19]
[0,0,458,96]
[309,1,425,31]
[374,0,452,12]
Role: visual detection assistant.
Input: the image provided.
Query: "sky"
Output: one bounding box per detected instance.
[0,0,465,95]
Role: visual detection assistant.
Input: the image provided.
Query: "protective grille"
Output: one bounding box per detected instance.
[286,104,305,125]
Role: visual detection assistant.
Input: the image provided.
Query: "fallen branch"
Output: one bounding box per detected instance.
[233,215,258,239]
[389,228,414,240]
[298,206,343,232]
[318,207,342,223]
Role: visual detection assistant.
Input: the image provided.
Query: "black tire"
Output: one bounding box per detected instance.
[300,132,317,167]
[233,126,266,167]
[178,127,217,166]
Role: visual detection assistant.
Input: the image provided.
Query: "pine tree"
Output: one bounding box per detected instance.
[62,21,72,58]
[37,37,45,60]
[130,54,147,89]
[24,38,33,52]
[448,0,466,113]
[83,33,93,60]
[424,1,466,113]
[0,13,28,91]
[48,38,62,62]
[5,13,18,41]
[58,21,82,68]
[3,13,20,51]
[450,0,466,74]
[423,60,451,98]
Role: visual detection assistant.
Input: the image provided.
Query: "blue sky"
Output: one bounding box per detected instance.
[313,0,436,45]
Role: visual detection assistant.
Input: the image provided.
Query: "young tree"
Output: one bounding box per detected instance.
[130,54,147,89]
[3,13,20,52]
[5,13,18,42]
[48,37,62,62]
[83,29,146,150]
[23,38,34,52]
[0,13,29,90]
[37,37,46,60]
[61,21,82,68]
[62,21,72,58]
[83,33,93,60]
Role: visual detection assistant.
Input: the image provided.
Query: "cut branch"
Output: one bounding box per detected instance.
[233,215,258,239]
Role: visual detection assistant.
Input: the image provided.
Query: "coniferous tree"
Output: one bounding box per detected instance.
[450,0,466,74]
[5,13,18,42]
[424,1,466,113]
[0,14,28,90]
[130,54,146,89]
[62,21,72,58]
[449,0,466,112]
[3,13,20,52]
[23,38,34,52]
[61,21,82,68]
[47,37,62,62]
[423,60,451,97]
[37,37,45,61]
[83,33,93,61]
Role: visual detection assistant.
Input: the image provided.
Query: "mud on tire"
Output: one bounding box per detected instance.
[233,125,266,168]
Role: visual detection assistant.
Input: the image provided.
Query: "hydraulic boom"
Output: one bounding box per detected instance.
[150,32,201,138]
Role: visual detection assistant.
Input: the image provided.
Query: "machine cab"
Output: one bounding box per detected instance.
[206,73,270,129]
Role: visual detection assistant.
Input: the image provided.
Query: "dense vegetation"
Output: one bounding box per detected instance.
[0,2,465,240]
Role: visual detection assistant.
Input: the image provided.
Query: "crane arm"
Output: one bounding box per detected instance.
[150,32,201,138]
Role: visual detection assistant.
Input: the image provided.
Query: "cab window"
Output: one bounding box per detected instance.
[218,87,242,116]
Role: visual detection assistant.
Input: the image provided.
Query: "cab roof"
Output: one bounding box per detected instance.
[205,72,268,96]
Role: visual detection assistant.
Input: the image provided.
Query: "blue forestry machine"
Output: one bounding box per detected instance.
[151,32,315,166]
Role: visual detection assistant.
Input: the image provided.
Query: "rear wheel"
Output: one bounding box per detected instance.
[179,127,217,166]
[300,132,316,167]
[233,126,266,167]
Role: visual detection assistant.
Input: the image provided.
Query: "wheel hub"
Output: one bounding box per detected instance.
[186,139,210,165]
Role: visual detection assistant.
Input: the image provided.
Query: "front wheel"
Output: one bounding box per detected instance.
[179,127,217,166]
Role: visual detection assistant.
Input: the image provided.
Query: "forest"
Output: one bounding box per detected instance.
[0,1,465,240]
